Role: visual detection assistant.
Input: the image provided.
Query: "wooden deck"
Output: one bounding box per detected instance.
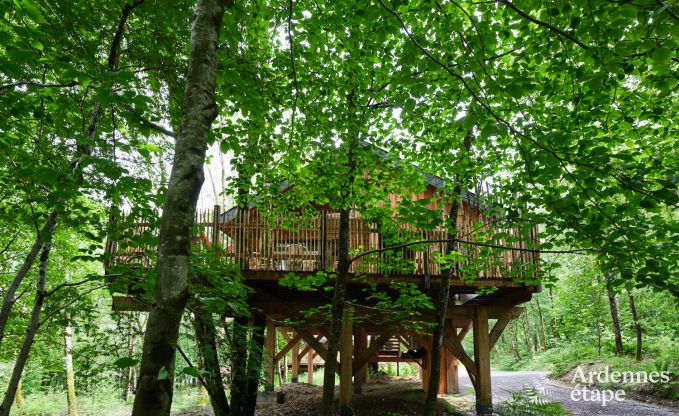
[105,204,540,285]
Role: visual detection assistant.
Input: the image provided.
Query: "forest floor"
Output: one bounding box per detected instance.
[172,376,470,416]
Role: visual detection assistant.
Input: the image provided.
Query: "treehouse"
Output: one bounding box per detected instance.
[107,178,541,415]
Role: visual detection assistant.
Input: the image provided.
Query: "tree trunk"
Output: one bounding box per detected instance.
[522,313,534,356]
[229,316,248,416]
[0,239,52,416]
[423,130,471,416]
[626,289,642,361]
[64,313,78,416]
[528,303,542,352]
[423,201,460,416]
[508,322,522,362]
[321,206,351,416]
[0,0,141,347]
[242,314,265,416]
[0,210,57,345]
[190,301,230,416]
[14,380,22,410]
[131,1,227,414]
[122,331,136,401]
[534,299,548,349]
[603,273,624,356]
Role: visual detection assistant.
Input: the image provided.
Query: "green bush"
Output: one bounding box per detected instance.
[495,387,571,416]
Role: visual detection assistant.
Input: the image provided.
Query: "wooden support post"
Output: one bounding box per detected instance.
[420,335,432,393]
[265,316,276,392]
[339,319,353,414]
[437,344,449,395]
[473,307,492,415]
[291,337,300,382]
[353,326,366,394]
[307,349,314,384]
[448,354,460,394]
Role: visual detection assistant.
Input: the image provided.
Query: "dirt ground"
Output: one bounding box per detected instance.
[255,377,471,416]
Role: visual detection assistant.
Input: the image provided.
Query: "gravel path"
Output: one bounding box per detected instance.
[458,368,679,415]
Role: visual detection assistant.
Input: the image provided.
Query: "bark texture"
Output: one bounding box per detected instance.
[0,240,52,416]
[423,193,460,416]
[0,210,57,345]
[604,273,624,355]
[242,314,265,416]
[229,316,248,416]
[321,205,351,416]
[131,0,227,414]
[64,314,78,416]
[627,289,643,361]
[423,130,472,415]
[190,302,229,416]
[0,0,142,347]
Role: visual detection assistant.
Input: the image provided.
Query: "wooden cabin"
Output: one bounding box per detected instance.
[108,178,540,415]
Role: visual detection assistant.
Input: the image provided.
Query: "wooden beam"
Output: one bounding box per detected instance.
[442,330,477,388]
[354,326,367,394]
[243,270,526,287]
[489,308,523,350]
[473,306,492,415]
[291,337,300,382]
[274,333,302,363]
[265,316,276,392]
[396,334,412,350]
[307,349,314,384]
[352,329,396,374]
[296,328,341,375]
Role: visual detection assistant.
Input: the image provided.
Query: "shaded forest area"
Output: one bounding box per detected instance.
[1,0,677,415]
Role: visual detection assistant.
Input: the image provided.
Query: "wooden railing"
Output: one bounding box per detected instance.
[106,205,540,280]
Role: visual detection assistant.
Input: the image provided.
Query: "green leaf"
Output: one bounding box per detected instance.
[20,0,47,23]
[404,98,416,113]
[181,367,200,377]
[31,39,43,51]
[113,357,138,368]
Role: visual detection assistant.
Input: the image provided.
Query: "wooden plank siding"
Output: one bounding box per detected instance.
[105,190,540,283]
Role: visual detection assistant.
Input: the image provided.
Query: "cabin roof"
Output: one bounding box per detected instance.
[220,142,476,223]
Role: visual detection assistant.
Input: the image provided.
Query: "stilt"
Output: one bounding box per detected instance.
[420,335,432,392]
[473,307,492,414]
[353,326,366,394]
[291,337,300,382]
[265,316,276,392]
[339,320,353,414]
[307,350,314,384]
[448,355,459,394]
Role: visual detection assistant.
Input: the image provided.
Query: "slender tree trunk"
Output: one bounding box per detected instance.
[321,206,351,416]
[603,273,623,355]
[122,331,135,401]
[548,288,559,345]
[528,303,542,352]
[14,380,22,410]
[423,200,460,415]
[0,240,52,416]
[0,210,57,345]
[535,299,548,350]
[508,322,522,362]
[626,289,642,361]
[229,316,248,416]
[423,131,472,416]
[64,313,78,416]
[0,0,141,347]
[522,313,534,356]
[190,301,229,416]
[132,1,227,414]
[242,314,265,416]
